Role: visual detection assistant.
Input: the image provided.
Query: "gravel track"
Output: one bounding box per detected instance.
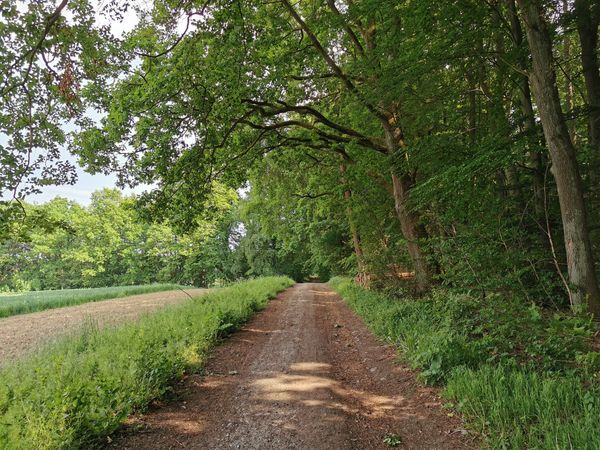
[112,283,475,450]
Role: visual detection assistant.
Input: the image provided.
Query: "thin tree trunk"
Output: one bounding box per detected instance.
[467,72,477,143]
[507,0,546,218]
[505,166,525,207]
[339,163,366,281]
[496,170,508,199]
[574,0,600,180]
[564,0,576,142]
[517,0,600,314]
[507,0,555,277]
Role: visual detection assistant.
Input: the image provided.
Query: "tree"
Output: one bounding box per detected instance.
[516,0,600,313]
[2,0,600,315]
[574,0,600,167]
[0,0,123,200]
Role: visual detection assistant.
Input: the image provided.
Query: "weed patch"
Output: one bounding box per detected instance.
[446,366,600,449]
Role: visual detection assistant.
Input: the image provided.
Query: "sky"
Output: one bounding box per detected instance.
[28,172,146,206]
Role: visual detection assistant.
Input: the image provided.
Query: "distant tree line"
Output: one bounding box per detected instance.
[0,188,310,291]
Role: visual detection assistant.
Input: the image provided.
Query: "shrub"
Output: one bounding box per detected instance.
[329,277,594,384]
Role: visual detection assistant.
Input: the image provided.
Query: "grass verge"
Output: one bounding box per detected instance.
[329,277,600,449]
[0,276,293,449]
[0,284,190,319]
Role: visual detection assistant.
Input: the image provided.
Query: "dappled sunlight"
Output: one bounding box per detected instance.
[249,360,412,420]
[288,362,331,372]
[124,411,208,439]
[253,373,335,397]
[101,283,463,449]
[309,289,336,297]
[301,399,325,407]
[200,378,229,389]
[242,327,283,334]
[159,415,206,434]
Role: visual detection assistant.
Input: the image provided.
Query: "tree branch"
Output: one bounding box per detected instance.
[1,0,69,97]
[325,0,365,56]
[280,0,388,125]
[135,14,192,58]
[293,191,333,199]
[243,98,387,152]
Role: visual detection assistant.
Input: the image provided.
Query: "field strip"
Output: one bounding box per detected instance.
[0,288,208,365]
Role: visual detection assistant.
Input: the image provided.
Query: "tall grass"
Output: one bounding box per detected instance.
[0,276,294,449]
[329,277,600,449]
[0,284,187,318]
[446,366,600,449]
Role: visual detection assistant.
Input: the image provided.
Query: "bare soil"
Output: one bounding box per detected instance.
[112,283,475,450]
[0,288,208,365]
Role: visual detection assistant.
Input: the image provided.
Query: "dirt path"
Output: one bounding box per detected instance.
[113,283,474,450]
[0,288,208,365]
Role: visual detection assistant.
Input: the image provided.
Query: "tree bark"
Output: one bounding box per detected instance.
[574,0,600,177]
[562,0,576,143]
[507,0,546,218]
[383,123,432,294]
[505,0,557,277]
[390,171,431,295]
[339,163,366,281]
[517,0,600,314]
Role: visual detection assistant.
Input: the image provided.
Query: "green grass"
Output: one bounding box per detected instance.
[0,276,294,449]
[0,284,188,318]
[446,366,600,449]
[329,277,600,449]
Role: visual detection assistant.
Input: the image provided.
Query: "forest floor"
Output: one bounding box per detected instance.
[0,288,208,365]
[111,283,474,450]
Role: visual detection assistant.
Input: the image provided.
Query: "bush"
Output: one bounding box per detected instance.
[0,276,293,449]
[329,277,595,384]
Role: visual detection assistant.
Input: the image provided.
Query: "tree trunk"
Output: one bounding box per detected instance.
[340,163,366,282]
[507,0,546,219]
[574,0,600,178]
[347,199,367,285]
[563,0,577,142]
[390,170,431,295]
[382,121,432,294]
[517,0,600,314]
[506,0,555,277]
[467,72,477,143]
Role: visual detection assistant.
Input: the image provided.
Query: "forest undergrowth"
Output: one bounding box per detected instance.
[330,277,600,449]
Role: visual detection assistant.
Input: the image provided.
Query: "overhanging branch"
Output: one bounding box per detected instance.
[242,98,387,153]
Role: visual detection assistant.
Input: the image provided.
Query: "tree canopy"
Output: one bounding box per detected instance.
[1,0,600,313]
